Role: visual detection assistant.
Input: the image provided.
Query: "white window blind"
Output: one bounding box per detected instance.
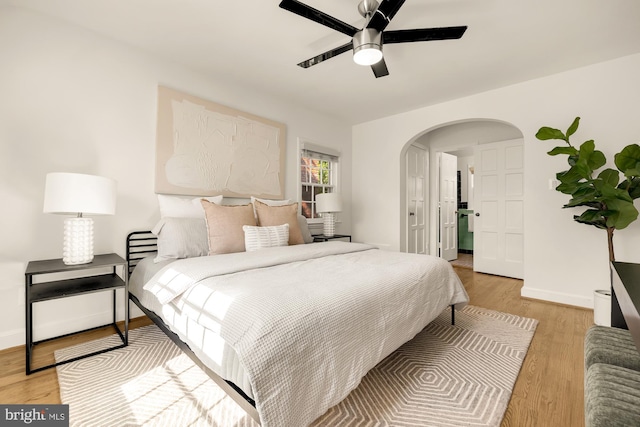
[301,142,340,163]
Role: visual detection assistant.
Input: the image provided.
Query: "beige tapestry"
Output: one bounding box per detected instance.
[155,86,286,198]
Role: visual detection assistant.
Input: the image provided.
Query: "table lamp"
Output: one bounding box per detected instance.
[316,193,342,237]
[43,173,117,265]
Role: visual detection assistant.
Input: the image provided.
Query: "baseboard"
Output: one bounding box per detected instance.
[0,328,24,351]
[521,286,593,309]
[0,305,145,351]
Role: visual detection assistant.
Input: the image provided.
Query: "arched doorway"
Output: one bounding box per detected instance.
[400,119,524,278]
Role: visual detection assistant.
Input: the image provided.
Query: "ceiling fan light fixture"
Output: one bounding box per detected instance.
[353,29,383,66]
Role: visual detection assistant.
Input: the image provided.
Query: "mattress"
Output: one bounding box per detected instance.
[129,256,255,399]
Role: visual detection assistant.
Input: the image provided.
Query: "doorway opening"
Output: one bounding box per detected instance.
[400,119,524,279]
[446,152,475,270]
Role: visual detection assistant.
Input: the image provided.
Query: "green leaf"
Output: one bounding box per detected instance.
[615,144,640,174]
[556,182,579,195]
[589,150,606,170]
[572,186,598,198]
[556,168,584,184]
[575,209,603,222]
[547,146,579,156]
[598,169,620,187]
[565,185,599,205]
[572,141,606,179]
[579,139,595,157]
[566,117,580,138]
[620,177,640,199]
[573,210,607,229]
[536,127,566,141]
[565,199,601,208]
[573,140,596,179]
[573,162,592,180]
[604,198,639,229]
[599,181,633,202]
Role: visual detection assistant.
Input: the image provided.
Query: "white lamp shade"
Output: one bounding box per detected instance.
[44,173,117,215]
[316,193,342,213]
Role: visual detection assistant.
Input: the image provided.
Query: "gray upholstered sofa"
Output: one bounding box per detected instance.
[584,326,640,426]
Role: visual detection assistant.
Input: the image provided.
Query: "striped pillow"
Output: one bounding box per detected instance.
[243,224,290,252]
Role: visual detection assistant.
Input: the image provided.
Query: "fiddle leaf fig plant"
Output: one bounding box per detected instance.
[536,117,640,262]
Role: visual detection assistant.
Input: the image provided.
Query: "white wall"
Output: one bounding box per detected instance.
[353,52,640,308]
[0,6,352,350]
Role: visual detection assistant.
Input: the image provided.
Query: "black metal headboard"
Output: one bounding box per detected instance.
[126,231,157,275]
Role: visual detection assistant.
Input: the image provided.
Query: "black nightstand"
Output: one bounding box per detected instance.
[24,253,129,374]
[313,234,352,242]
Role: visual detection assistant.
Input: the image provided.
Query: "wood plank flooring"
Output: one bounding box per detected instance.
[455,267,593,427]
[0,268,593,426]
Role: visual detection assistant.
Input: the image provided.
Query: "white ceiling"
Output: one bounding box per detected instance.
[5,0,640,124]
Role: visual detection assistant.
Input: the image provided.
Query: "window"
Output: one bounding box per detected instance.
[299,140,340,221]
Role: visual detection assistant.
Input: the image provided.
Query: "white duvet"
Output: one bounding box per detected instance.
[144,241,468,427]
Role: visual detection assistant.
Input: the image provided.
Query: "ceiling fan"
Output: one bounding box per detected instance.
[279,0,468,78]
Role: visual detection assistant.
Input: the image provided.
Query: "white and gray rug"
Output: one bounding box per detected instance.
[56,305,537,427]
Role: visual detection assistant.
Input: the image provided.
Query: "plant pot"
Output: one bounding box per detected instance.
[594,289,611,327]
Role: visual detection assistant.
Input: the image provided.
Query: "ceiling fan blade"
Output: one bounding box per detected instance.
[371,58,389,78]
[297,42,353,68]
[367,0,406,32]
[279,0,358,37]
[383,26,467,44]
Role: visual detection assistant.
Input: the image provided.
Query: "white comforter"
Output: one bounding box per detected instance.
[144,242,468,427]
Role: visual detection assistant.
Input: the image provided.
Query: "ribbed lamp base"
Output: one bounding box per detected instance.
[63,217,94,265]
[323,213,336,237]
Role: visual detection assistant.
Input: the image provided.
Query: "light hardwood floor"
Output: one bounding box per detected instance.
[0,268,593,426]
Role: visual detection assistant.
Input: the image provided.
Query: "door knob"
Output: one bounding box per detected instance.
[409,212,415,216]
[475,212,480,217]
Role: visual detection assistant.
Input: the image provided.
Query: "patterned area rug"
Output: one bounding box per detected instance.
[56,306,537,427]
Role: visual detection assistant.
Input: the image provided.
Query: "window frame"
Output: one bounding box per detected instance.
[297,138,341,225]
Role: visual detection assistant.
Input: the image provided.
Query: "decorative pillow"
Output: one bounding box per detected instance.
[250,196,292,218]
[297,214,313,244]
[151,217,209,263]
[201,200,257,254]
[254,200,304,245]
[158,194,223,218]
[243,224,290,252]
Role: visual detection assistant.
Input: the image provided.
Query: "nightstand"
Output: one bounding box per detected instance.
[24,253,128,374]
[313,234,352,242]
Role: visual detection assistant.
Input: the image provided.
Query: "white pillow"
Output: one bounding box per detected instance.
[157,194,223,218]
[243,224,290,252]
[151,217,209,263]
[250,196,292,206]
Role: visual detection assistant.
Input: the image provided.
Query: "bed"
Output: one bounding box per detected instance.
[126,215,468,427]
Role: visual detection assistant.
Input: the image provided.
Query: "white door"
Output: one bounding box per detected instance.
[473,139,524,279]
[439,152,457,261]
[406,145,427,254]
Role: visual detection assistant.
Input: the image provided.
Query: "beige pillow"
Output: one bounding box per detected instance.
[250,196,292,218]
[201,200,256,254]
[254,200,304,245]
